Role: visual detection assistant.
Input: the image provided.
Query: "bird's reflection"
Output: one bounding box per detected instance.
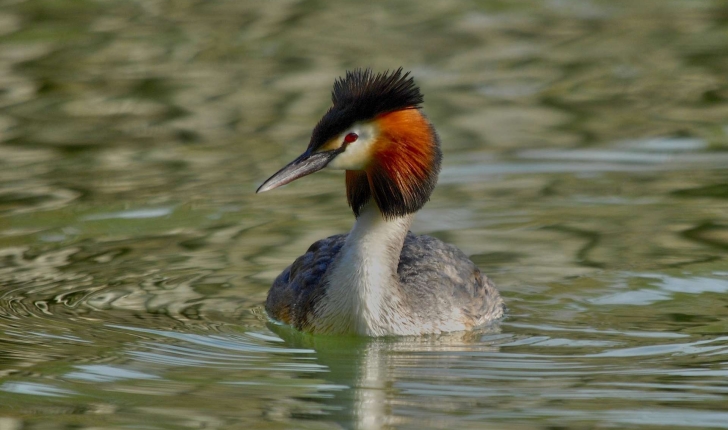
[269,322,502,429]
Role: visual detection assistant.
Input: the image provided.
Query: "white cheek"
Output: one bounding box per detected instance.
[327,142,373,170]
[326,123,378,170]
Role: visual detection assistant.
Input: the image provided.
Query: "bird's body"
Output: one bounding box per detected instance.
[257,69,504,336]
[266,203,503,336]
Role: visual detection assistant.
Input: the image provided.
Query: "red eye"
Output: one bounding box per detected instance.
[344,132,358,143]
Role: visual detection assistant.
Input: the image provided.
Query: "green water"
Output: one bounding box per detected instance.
[1,0,728,428]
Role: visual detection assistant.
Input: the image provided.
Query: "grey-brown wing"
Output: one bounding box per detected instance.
[397,233,504,326]
[265,234,347,329]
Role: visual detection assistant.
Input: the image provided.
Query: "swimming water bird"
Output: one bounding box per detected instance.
[257,68,504,336]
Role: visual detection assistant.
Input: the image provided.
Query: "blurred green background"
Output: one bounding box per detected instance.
[1,1,728,429]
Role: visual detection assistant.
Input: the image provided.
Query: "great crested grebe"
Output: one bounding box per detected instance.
[257,68,504,336]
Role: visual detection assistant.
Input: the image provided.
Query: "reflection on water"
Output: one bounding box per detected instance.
[1,0,728,428]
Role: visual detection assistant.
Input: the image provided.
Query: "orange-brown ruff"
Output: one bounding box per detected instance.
[346,109,439,219]
[257,69,504,336]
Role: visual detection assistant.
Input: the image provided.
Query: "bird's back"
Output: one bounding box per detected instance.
[397,233,504,329]
[265,233,504,333]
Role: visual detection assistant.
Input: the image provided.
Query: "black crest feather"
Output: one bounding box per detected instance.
[308,68,423,151]
[331,68,423,115]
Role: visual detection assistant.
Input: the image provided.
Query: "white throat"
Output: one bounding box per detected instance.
[311,202,418,336]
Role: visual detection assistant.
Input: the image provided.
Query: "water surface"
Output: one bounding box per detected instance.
[1,0,728,428]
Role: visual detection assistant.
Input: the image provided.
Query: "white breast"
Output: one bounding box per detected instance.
[310,204,422,336]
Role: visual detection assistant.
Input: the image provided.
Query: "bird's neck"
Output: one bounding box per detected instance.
[313,202,417,336]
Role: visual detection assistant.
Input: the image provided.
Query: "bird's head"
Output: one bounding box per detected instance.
[257,68,441,219]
